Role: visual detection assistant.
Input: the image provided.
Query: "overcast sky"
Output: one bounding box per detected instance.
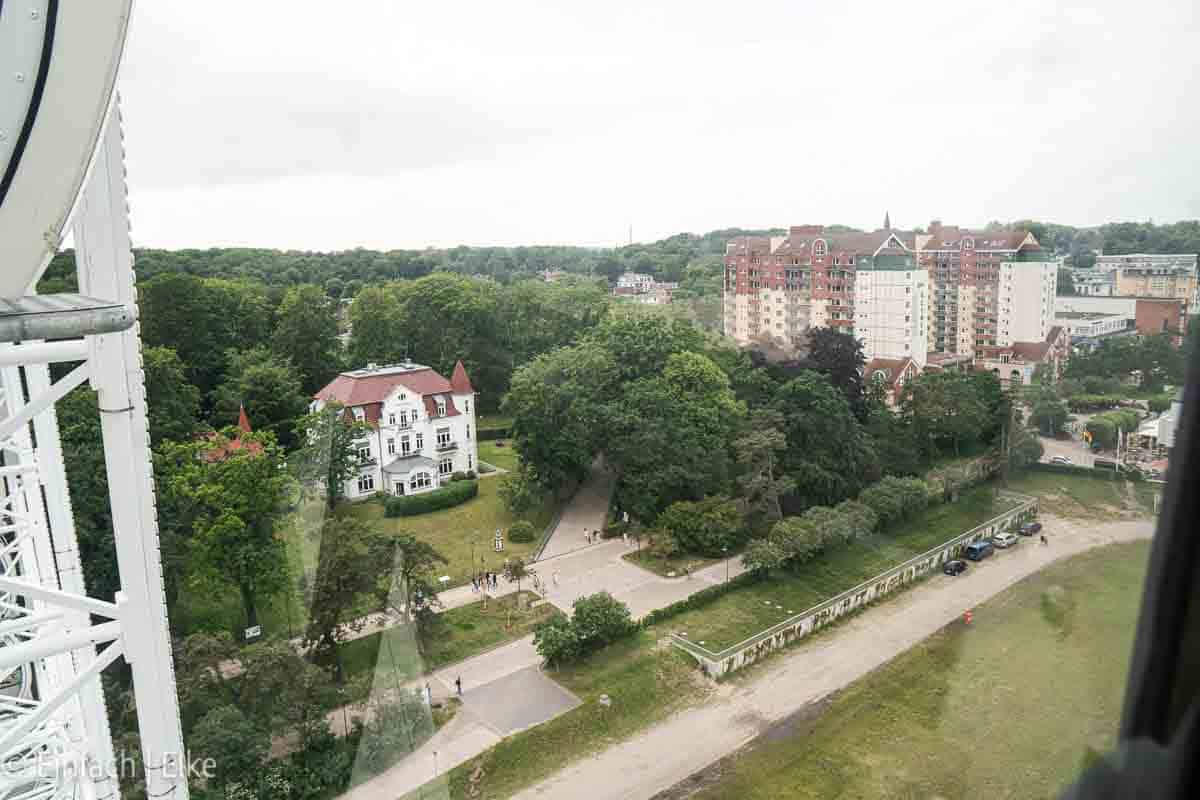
[118,0,1200,250]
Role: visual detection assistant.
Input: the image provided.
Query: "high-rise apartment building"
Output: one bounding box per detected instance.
[723,225,925,364]
[853,252,928,368]
[916,222,1059,358]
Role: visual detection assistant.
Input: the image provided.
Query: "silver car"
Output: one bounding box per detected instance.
[992,531,1019,549]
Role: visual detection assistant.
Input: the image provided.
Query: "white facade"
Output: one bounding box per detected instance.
[1095,253,1198,272]
[853,267,928,368]
[1054,313,1129,339]
[1055,295,1138,317]
[311,363,480,500]
[998,259,1058,346]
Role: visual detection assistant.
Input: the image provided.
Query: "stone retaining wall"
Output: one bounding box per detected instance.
[670,494,1038,677]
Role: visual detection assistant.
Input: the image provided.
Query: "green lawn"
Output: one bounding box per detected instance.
[338,592,559,702]
[689,540,1151,800]
[653,488,1017,652]
[478,440,520,471]
[414,631,707,800]
[1006,471,1158,520]
[623,548,720,578]
[339,478,555,588]
[478,414,513,431]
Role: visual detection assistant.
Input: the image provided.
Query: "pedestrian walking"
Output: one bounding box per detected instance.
[492,572,498,590]
[553,571,560,587]
[455,676,463,696]
[424,682,433,707]
[1040,534,1048,545]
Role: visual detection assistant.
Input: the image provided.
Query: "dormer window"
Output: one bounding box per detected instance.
[352,407,365,422]
[436,397,447,416]
[964,238,975,250]
[813,240,828,257]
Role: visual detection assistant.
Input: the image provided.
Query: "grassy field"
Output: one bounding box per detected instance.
[478,439,520,471]
[688,540,1151,800]
[1006,471,1158,520]
[623,548,721,578]
[653,487,1017,651]
[339,478,554,587]
[338,592,558,700]
[417,632,707,800]
[478,414,513,431]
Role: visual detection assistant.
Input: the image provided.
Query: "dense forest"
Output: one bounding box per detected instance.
[40,220,1199,300]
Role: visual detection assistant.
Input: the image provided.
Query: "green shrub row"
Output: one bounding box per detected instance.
[639,569,764,628]
[384,479,478,517]
[477,428,511,441]
[1028,462,1123,481]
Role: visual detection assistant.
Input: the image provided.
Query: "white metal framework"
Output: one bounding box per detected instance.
[0,1,189,798]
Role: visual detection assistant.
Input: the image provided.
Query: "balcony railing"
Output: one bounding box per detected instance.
[435,440,458,452]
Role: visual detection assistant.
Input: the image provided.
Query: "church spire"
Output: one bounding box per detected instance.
[883,211,892,230]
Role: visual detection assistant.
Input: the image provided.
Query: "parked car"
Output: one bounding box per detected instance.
[992,531,1019,549]
[943,559,968,576]
[963,540,995,561]
[1050,456,1073,465]
[1019,521,1043,536]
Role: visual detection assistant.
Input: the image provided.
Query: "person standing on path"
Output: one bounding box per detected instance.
[455,676,462,697]
[553,571,560,587]
[1041,534,1048,545]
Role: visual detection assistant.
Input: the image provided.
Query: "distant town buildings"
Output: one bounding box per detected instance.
[1071,252,1198,306]
[540,269,567,283]
[311,361,479,500]
[723,218,1061,389]
[1054,296,1190,347]
[612,272,678,305]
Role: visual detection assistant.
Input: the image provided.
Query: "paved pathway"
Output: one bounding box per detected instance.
[537,460,615,560]
[510,514,1155,800]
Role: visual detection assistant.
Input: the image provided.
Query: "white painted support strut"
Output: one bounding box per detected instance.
[73,98,190,799]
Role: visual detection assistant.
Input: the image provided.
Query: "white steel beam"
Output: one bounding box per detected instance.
[73,98,189,799]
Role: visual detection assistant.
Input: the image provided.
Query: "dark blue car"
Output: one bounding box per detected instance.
[963,540,995,561]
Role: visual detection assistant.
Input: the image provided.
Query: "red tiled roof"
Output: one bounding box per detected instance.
[423,395,461,418]
[1010,340,1053,362]
[921,227,1037,252]
[314,367,454,406]
[865,357,915,388]
[451,360,475,394]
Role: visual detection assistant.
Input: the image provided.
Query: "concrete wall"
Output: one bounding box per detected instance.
[671,496,1038,678]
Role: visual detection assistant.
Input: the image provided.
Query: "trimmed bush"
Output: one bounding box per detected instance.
[534,592,636,666]
[465,469,477,480]
[508,520,537,543]
[384,480,478,517]
[451,471,468,482]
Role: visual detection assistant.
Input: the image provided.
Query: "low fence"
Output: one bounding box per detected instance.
[1029,462,1121,480]
[670,494,1038,677]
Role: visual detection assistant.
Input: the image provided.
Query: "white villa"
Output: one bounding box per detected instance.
[311,361,480,499]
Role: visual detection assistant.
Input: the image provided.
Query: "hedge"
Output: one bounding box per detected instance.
[477,428,511,442]
[1027,462,1120,481]
[640,569,764,628]
[384,480,478,517]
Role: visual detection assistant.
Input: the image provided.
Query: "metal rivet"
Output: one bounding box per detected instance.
[15,73,26,82]
[31,10,41,20]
